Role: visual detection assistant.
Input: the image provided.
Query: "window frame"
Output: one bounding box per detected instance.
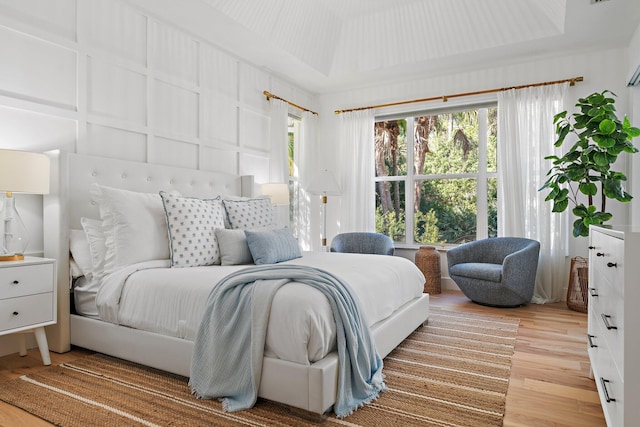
[374,102,498,247]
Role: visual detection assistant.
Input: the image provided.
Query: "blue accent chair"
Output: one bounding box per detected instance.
[446,237,540,307]
[329,232,395,256]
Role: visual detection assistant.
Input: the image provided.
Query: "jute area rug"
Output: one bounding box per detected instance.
[0,309,519,426]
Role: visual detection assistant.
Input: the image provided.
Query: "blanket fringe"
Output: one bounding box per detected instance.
[335,383,387,419]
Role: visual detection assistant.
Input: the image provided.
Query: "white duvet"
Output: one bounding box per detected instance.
[94,251,425,365]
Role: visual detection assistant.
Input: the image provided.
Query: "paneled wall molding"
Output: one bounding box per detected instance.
[0,0,315,184]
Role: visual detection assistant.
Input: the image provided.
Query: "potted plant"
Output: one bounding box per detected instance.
[541,90,640,237]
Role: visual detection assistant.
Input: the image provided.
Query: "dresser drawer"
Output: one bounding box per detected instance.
[0,263,54,300]
[591,268,624,377]
[591,231,624,294]
[593,350,624,427]
[0,292,54,334]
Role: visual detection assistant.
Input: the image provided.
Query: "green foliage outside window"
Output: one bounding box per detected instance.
[375,108,497,244]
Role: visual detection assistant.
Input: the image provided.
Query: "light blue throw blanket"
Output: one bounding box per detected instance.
[189,264,385,418]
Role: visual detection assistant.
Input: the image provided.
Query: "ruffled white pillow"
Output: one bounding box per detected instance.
[90,184,170,273]
[81,217,107,277]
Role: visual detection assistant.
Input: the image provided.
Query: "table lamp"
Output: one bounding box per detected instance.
[261,183,290,228]
[260,183,290,205]
[307,169,340,250]
[0,149,50,261]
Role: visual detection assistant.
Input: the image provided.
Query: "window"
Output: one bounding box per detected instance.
[288,115,301,231]
[374,106,497,245]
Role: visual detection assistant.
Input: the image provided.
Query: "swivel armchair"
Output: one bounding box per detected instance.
[446,237,540,307]
[329,232,395,256]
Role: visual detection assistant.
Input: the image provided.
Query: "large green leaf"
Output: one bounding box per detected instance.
[572,204,588,217]
[552,199,569,213]
[593,151,609,166]
[572,218,589,237]
[627,126,640,138]
[579,182,597,195]
[599,119,616,135]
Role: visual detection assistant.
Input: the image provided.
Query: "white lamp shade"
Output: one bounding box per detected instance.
[261,183,290,205]
[0,149,50,194]
[307,169,340,196]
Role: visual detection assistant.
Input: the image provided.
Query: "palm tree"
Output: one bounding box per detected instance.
[374,121,395,215]
[414,116,436,209]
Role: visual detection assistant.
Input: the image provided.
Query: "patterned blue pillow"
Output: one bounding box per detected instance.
[244,228,301,265]
[222,198,275,229]
[160,192,226,267]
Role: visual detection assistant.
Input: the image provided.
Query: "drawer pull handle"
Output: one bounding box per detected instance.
[589,288,599,297]
[588,246,595,250]
[600,378,616,403]
[601,314,617,330]
[596,252,605,257]
[607,262,617,268]
[12,311,19,316]
[11,280,19,285]
[587,334,597,348]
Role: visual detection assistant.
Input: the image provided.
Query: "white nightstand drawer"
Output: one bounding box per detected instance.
[0,292,54,334]
[0,263,55,300]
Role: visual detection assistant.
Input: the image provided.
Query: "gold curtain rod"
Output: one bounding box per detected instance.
[334,76,584,114]
[263,90,318,115]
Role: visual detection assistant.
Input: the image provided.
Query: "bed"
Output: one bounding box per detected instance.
[43,151,430,416]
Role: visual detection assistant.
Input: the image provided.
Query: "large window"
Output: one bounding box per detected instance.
[375,106,497,245]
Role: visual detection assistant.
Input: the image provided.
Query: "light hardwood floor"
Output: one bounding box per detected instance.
[0,290,605,427]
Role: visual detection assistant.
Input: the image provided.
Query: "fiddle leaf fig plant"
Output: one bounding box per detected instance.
[540,90,640,237]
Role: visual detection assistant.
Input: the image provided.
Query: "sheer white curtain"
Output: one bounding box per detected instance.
[294,110,317,250]
[338,109,375,232]
[268,98,289,183]
[497,83,568,303]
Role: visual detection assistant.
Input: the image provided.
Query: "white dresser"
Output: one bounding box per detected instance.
[0,257,56,365]
[588,225,640,427]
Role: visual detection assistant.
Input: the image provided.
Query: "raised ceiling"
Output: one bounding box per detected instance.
[133,0,640,93]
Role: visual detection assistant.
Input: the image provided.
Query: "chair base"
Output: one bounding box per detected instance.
[471,299,525,309]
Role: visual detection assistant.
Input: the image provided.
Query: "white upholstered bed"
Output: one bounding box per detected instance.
[43,151,430,415]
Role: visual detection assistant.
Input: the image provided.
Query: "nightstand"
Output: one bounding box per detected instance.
[0,257,56,365]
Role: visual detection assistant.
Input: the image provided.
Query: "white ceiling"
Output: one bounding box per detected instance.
[133,0,640,94]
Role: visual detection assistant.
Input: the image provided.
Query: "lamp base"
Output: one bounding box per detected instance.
[0,254,24,262]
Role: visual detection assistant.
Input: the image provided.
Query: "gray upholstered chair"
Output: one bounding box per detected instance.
[446,237,540,307]
[330,232,395,256]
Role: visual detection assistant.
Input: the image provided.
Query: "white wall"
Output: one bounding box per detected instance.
[0,0,315,356]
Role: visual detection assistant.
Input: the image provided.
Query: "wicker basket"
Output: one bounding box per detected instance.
[567,256,588,313]
[415,246,441,294]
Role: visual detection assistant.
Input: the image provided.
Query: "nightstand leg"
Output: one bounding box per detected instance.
[18,333,27,356]
[33,327,51,365]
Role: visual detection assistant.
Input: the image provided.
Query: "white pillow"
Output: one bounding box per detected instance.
[215,228,254,266]
[222,197,275,230]
[160,192,226,267]
[69,229,93,278]
[81,217,107,277]
[90,184,170,273]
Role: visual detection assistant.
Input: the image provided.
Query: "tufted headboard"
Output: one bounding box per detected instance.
[43,150,254,352]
